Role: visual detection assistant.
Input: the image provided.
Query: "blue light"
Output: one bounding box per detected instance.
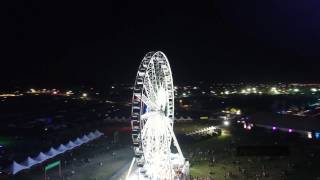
[143,104,148,113]
[315,132,320,139]
[46,117,53,124]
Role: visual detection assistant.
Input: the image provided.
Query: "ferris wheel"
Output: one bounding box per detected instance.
[128,51,189,179]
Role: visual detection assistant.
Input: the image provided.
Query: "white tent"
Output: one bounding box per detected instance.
[57,144,68,153]
[80,135,90,142]
[34,152,49,162]
[21,157,38,168]
[87,132,96,140]
[73,138,83,146]
[46,147,61,157]
[94,130,103,137]
[65,141,76,149]
[9,161,27,175]
[7,130,106,175]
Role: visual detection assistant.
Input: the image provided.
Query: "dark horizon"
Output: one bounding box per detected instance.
[3,1,320,87]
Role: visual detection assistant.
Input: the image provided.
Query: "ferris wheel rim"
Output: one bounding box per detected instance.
[132,51,174,122]
[131,51,178,178]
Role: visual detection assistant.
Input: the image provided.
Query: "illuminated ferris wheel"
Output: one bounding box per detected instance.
[128,51,189,179]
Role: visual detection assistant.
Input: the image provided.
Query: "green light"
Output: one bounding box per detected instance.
[0,136,14,146]
[45,160,60,171]
[200,116,209,120]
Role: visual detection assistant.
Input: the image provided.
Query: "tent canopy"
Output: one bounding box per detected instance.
[7,130,103,175]
[87,132,96,140]
[34,152,49,162]
[66,141,76,148]
[57,144,68,152]
[73,138,83,146]
[21,157,38,168]
[46,147,60,157]
[81,135,90,142]
[9,161,27,175]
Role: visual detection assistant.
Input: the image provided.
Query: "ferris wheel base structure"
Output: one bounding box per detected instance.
[127,51,189,180]
[126,154,189,180]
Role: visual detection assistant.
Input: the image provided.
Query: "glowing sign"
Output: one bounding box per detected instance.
[45,160,60,171]
[200,116,208,120]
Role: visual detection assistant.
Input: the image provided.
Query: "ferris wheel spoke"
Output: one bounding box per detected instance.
[150,60,160,91]
[141,94,159,111]
[144,73,157,102]
[141,111,159,120]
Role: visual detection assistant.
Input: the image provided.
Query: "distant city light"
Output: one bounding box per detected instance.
[236,110,241,115]
[270,87,279,94]
[310,88,317,92]
[307,132,312,139]
[288,129,292,133]
[30,88,36,93]
[223,121,230,126]
[272,126,276,131]
[82,93,88,97]
[293,88,299,92]
[66,90,73,95]
[0,94,17,97]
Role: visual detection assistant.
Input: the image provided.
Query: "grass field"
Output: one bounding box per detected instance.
[175,122,320,179]
[0,136,14,146]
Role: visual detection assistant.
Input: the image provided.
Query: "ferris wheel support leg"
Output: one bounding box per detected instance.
[126,157,136,180]
[168,123,184,159]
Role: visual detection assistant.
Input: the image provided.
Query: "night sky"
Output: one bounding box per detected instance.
[2,0,320,88]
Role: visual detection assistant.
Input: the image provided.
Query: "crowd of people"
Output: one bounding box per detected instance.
[182,127,320,180]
